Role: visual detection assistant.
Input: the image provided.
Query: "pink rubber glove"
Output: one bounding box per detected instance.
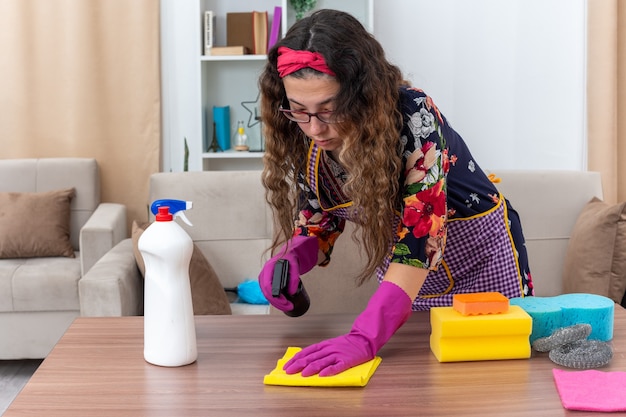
[283,281,413,377]
[258,235,318,312]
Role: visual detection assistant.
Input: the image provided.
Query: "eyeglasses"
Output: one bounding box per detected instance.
[279,105,341,124]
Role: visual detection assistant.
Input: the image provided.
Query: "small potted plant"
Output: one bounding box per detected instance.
[290,0,317,20]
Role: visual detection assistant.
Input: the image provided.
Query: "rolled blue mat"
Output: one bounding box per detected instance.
[510,294,614,343]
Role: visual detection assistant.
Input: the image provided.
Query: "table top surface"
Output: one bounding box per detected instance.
[6,307,626,417]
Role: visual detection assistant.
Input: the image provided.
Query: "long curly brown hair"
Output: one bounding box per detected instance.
[259,9,407,285]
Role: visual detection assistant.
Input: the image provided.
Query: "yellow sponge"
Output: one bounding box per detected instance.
[430,305,532,362]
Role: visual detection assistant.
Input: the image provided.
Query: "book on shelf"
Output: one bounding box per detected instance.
[227,12,255,54]
[252,11,268,55]
[268,6,282,51]
[210,46,250,56]
[203,10,216,55]
[227,11,268,55]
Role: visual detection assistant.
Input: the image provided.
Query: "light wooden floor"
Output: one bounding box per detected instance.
[0,360,42,416]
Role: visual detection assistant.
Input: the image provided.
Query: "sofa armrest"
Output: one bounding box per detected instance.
[79,238,143,316]
[80,202,127,275]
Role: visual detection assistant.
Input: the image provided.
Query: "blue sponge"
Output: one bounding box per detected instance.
[510,294,614,343]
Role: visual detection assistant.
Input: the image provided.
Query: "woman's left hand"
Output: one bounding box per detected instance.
[284,332,373,377]
[283,281,413,377]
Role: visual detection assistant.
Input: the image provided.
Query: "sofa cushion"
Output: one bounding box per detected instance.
[0,259,21,311]
[0,188,76,259]
[562,197,626,304]
[132,221,231,315]
[7,256,82,311]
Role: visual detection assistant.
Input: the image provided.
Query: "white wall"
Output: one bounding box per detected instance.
[374,0,587,170]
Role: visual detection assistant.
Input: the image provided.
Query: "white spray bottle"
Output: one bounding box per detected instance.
[139,199,197,367]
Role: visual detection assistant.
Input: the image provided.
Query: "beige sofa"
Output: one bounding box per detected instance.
[81,169,607,320]
[0,158,128,359]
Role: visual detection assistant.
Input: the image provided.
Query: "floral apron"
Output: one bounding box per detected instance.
[308,145,523,311]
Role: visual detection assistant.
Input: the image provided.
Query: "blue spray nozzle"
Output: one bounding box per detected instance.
[150,199,193,226]
[150,199,191,216]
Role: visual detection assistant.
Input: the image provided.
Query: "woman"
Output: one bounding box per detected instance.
[258,9,532,377]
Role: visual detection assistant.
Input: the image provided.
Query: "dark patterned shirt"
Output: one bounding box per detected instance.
[295,86,501,270]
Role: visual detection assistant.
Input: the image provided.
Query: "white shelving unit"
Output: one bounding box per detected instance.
[160,0,373,172]
[201,150,266,171]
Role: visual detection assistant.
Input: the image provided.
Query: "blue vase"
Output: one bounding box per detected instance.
[213,106,231,151]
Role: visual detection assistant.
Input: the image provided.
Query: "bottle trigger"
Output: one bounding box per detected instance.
[176,211,193,227]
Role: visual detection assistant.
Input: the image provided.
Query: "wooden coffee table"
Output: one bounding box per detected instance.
[5,307,626,416]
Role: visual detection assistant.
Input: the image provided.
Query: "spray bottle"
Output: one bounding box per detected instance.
[139,199,197,367]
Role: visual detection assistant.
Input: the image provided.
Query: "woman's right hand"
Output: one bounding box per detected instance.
[258,235,318,312]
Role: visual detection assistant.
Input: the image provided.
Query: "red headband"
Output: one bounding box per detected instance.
[276,46,336,78]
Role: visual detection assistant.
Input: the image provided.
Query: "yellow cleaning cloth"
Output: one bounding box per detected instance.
[263,347,382,387]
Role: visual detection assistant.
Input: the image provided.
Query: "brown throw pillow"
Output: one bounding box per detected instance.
[562,197,626,303]
[0,188,76,258]
[132,220,231,315]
